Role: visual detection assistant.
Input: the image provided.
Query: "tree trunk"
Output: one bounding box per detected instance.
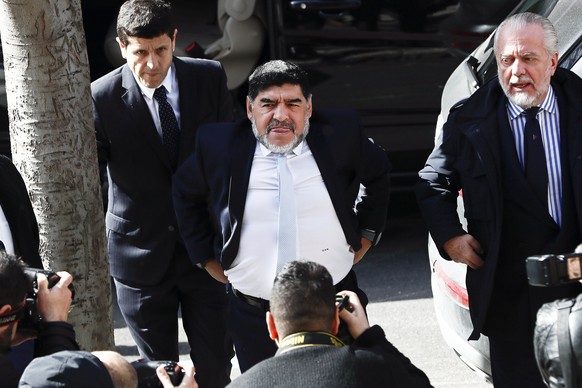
[0,0,113,350]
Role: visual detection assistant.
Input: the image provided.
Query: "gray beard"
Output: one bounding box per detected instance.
[498,66,552,109]
[252,117,310,154]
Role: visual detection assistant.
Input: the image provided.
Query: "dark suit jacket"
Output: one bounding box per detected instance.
[226,326,432,388]
[173,109,391,269]
[416,68,582,339]
[91,57,232,284]
[0,155,42,268]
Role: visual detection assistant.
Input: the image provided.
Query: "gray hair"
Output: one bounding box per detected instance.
[494,12,558,56]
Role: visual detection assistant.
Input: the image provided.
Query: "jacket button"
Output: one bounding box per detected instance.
[168,225,175,232]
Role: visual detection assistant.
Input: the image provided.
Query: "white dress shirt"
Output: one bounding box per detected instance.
[0,205,15,254]
[133,65,181,138]
[225,141,353,300]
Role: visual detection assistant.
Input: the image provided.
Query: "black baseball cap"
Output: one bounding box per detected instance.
[19,350,115,387]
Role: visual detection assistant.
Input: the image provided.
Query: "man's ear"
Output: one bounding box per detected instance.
[549,51,558,76]
[0,305,14,335]
[330,308,340,335]
[266,312,279,342]
[116,37,127,59]
[246,97,253,120]
[0,304,11,316]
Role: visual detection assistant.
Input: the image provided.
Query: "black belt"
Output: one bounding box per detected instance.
[231,287,270,312]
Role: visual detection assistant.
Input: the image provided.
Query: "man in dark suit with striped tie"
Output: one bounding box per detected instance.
[416,12,582,387]
[91,1,233,386]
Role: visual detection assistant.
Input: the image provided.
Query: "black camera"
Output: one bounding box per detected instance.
[132,360,185,388]
[335,294,355,345]
[336,294,353,313]
[526,253,582,287]
[17,268,75,336]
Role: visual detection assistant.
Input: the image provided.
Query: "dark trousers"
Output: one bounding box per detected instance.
[227,285,277,372]
[228,269,367,372]
[488,334,546,388]
[115,244,233,388]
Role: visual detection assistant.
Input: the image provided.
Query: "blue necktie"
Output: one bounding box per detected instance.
[276,154,296,274]
[523,107,548,209]
[153,86,180,168]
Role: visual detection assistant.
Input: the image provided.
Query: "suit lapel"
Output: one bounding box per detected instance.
[221,122,255,263]
[305,124,350,226]
[495,99,528,205]
[120,66,172,170]
[229,126,255,215]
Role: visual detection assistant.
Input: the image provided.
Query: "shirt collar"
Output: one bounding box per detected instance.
[507,85,556,121]
[134,64,176,100]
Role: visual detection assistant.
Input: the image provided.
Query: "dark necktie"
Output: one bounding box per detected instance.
[153,86,180,168]
[523,107,548,208]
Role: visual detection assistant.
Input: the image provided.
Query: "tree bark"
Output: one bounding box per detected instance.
[0,0,113,350]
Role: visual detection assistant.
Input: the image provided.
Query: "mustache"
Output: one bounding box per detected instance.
[266,120,295,132]
[511,75,534,84]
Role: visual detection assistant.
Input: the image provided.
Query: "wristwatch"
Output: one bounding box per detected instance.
[360,229,382,246]
[196,259,212,269]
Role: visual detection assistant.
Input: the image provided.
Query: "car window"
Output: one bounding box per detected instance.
[560,37,582,71]
[570,58,582,77]
[524,0,559,14]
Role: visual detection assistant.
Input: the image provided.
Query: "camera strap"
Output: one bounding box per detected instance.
[0,305,26,327]
[277,331,345,355]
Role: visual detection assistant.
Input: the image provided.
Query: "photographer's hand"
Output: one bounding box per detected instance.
[37,271,73,322]
[156,361,197,388]
[336,291,369,340]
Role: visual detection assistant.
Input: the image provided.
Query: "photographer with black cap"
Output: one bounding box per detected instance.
[0,251,77,387]
[227,260,431,388]
[19,349,198,388]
